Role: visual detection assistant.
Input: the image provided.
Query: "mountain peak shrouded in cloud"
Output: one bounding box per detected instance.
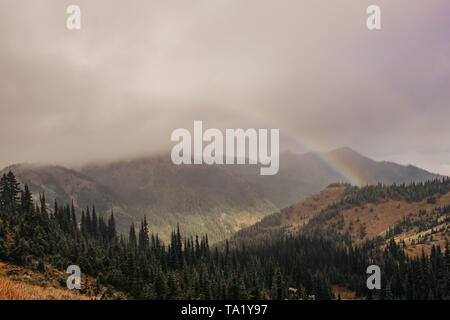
[1,149,439,243]
[1,1,450,175]
[327,147,365,157]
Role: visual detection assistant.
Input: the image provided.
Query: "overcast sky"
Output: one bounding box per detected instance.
[1,0,450,175]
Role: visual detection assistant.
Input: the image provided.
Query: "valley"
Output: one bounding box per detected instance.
[0,148,440,244]
[0,169,448,300]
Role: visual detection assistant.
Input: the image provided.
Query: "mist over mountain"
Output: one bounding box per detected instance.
[81,156,277,243]
[0,163,133,232]
[226,147,441,209]
[0,148,440,243]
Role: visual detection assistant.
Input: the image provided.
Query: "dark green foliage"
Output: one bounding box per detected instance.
[0,172,449,300]
[0,171,21,213]
[343,177,450,205]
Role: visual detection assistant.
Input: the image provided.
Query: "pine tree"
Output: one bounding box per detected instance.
[85,207,91,236]
[20,184,33,213]
[71,200,77,231]
[40,193,47,216]
[129,223,137,248]
[138,217,149,250]
[107,212,116,241]
[81,210,86,235]
[92,206,98,238]
[0,171,21,212]
[271,269,284,300]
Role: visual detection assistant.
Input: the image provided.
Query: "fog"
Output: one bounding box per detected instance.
[1,0,449,174]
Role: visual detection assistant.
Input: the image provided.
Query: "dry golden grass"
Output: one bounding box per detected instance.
[232,184,349,241]
[284,184,348,231]
[263,183,449,258]
[0,261,120,300]
[398,225,449,256]
[308,190,450,257]
[0,275,89,300]
[339,192,450,241]
[337,192,450,246]
[332,284,356,300]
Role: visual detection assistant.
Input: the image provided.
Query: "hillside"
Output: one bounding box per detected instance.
[81,156,277,243]
[226,147,440,209]
[0,172,448,300]
[0,274,87,300]
[232,179,450,257]
[229,183,348,244]
[0,261,124,300]
[1,159,277,244]
[1,148,440,243]
[0,164,133,233]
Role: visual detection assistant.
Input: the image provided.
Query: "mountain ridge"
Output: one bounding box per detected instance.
[1,147,442,243]
[230,179,450,257]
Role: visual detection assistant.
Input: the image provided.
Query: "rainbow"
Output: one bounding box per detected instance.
[284,131,364,186]
[226,102,365,186]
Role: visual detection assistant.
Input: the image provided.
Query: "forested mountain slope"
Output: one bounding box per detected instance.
[231,180,450,258]
[1,148,440,243]
[1,172,449,300]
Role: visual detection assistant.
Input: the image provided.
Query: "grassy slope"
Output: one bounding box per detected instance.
[232,183,450,257]
[0,261,90,300]
[0,261,126,300]
[333,192,450,249]
[0,275,89,300]
[230,184,348,244]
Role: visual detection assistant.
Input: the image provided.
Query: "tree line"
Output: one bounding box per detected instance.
[0,171,449,299]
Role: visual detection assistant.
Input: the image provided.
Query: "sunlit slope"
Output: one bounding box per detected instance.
[232,180,450,256]
[1,148,440,244]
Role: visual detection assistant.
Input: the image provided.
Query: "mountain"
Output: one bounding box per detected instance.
[231,180,450,257]
[0,163,133,232]
[1,159,277,243]
[0,148,441,243]
[1,173,448,300]
[323,147,439,185]
[81,156,277,243]
[225,147,441,209]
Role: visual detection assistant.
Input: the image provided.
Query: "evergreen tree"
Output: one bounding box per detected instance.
[108,212,116,241]
[138,217,150,250]
[129,223,137,248]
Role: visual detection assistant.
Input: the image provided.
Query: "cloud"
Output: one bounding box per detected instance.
[0,0,449,174]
